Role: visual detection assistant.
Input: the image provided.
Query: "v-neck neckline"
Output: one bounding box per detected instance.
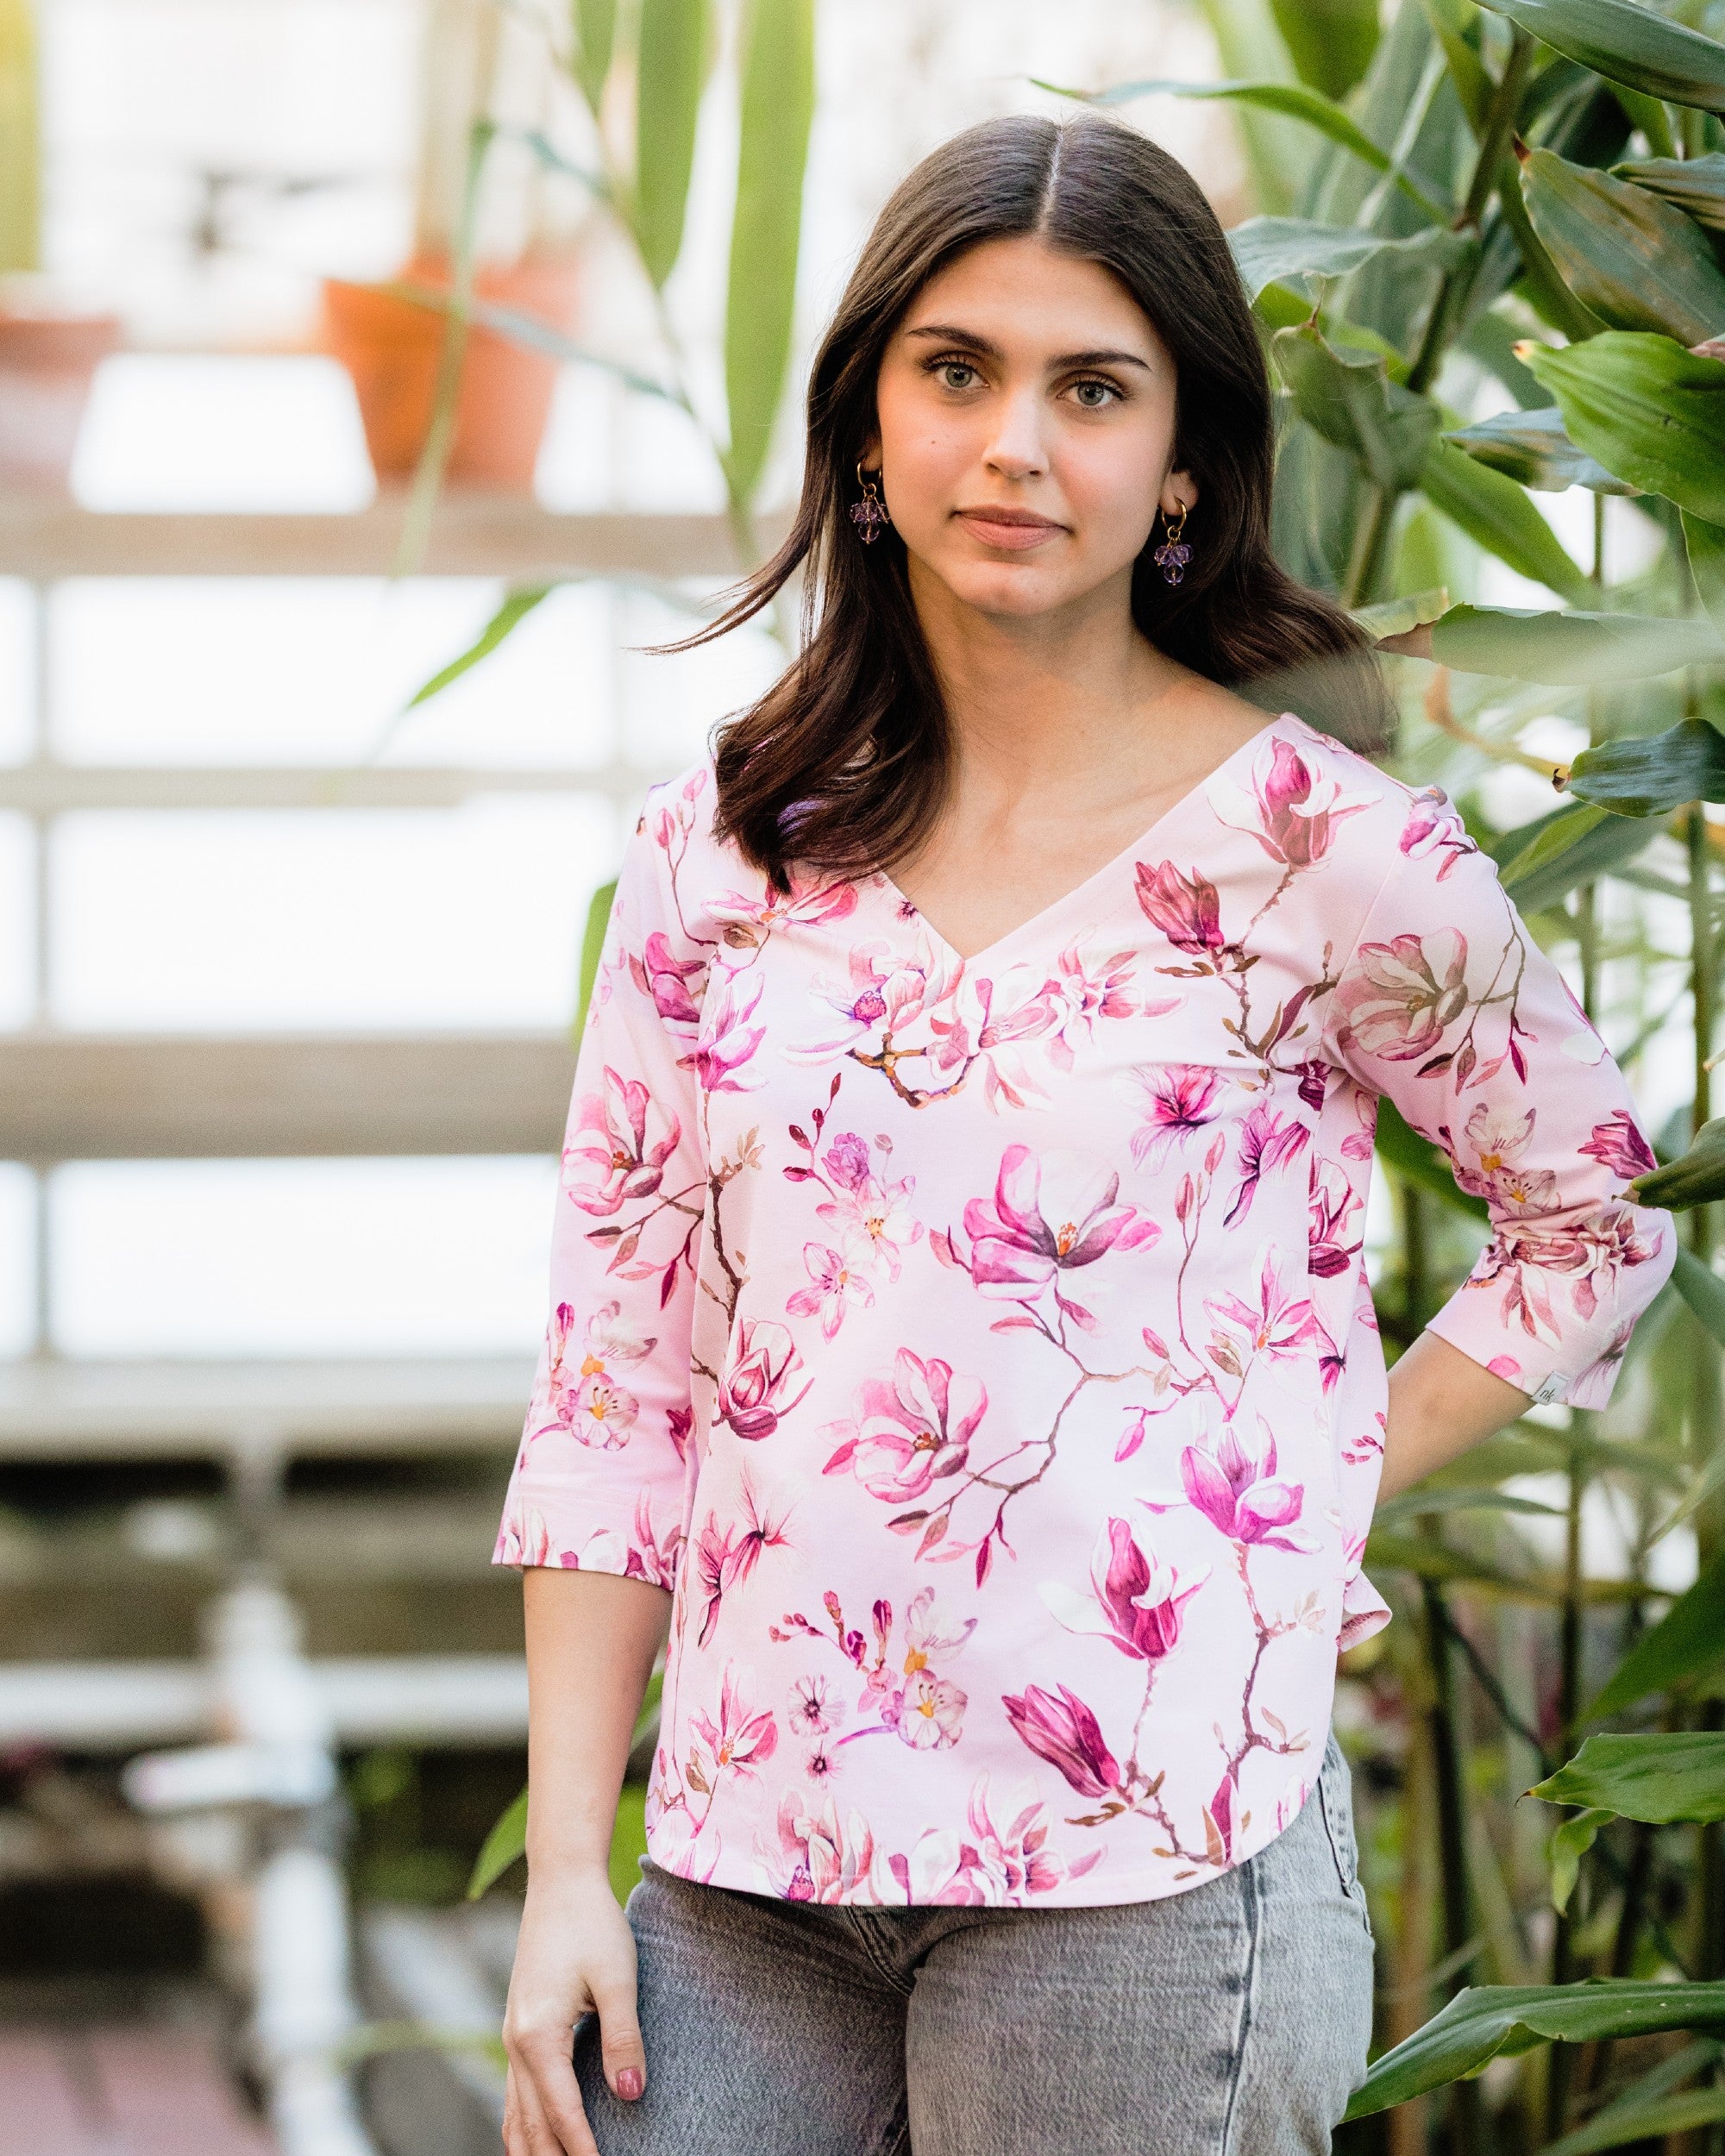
[875,710,1302,975]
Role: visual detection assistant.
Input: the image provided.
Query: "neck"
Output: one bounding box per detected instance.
[906,557,1186,804]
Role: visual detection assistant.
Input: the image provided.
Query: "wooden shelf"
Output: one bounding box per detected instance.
[0,491,782,580]
[2,1030,576,1159]
[0,1352,531,1460]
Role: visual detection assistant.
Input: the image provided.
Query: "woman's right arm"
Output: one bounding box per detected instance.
[502,1566,671,2156]
[493,778,717,2154]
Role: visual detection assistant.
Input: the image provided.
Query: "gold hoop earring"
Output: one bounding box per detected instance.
[1153,499,1192,586]
[850,461,891,544]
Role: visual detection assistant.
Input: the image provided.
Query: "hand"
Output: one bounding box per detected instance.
[502,1869,646,2156]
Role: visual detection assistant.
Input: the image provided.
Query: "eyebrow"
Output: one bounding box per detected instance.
[902,323,1153,373]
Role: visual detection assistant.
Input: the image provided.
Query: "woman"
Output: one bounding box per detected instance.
[493,113,1677,2156]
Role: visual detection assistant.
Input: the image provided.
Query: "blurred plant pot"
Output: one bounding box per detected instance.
[321,250,581,490]
[0,298,121,491]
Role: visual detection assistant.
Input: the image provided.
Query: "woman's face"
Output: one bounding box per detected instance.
[867,234,1194,625]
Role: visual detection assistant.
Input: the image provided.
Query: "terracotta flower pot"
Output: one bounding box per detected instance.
[0,303,122,492]
[322,250,582,490]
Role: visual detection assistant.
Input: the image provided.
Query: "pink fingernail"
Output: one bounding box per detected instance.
[617,2068,643,2101]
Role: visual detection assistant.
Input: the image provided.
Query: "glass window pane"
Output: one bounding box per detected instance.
[0,1163,37,1358]
[52,1156,555,1357]
[50,796,612,1031]
[0,815,35,1029]
[72,356,374,513]
[51,580,616,770]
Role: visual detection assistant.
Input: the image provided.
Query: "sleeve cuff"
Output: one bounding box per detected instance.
[492,1475,684,1589]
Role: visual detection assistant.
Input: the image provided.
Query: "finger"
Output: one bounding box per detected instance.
[590,1976,648,2102]
[516,2031,604,2156]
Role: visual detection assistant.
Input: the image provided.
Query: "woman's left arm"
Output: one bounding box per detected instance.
[1320,795,1680,1507]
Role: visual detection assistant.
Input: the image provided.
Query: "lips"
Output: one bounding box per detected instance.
[955,507,1066,551]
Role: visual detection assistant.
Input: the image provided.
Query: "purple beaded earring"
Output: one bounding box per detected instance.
[1152,498,1192,585]
[850,462,891,543]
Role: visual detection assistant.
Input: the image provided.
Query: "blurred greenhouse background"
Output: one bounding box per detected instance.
[3,0,1725,2152]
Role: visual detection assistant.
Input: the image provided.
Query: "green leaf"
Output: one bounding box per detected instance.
[1271,321,1440,490]
[634,0,710,286]
[572,0,618,113]
[1546,2084,1725,2156]
[1420,437,1593,602]
[1518,331,1725,525]
[1628,1114,1725,1210]
[1475,0,1725,117]
[380,279,683,402]
[1548,1807,1612,1915]
[1532,1732,1725,1824]
[1493,799,1660,913]
[1228,216,1471,299]
[1342,1980,1725,2119]
[1443,404,1640,495]
[1668,1242,1725,1350]
[1588,1543,1725,1719]
[1565,716,1725,817]
[1268,0,1379,98]
[1613,150,1725,234]
[1353,584,1451,636]
[1372,1486,1565,1528]
[1430,603,1725,683]
[1040,76,1450,218]
[576,877,618,1044]
[1421,0,1496,134]
[1519,146,1725,347]
[1375,1096,1490,1220]
[405,586,553,711]
[1684,509,1725,639]
[467,1781,528,1898]
[723,0,814,506]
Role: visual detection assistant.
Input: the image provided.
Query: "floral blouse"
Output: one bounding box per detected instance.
[494,708,1677,1908]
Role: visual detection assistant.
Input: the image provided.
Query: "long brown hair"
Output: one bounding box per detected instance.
[685,110,1393,895]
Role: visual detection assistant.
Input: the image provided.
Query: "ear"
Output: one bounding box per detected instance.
[1160,471,1198,517]
[858,427,882,472]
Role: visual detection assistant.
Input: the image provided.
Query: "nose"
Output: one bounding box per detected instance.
[982,384,1049,481]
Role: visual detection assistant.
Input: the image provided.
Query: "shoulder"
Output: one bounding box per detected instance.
[628,749,776,934]
[1272,710,1477,876]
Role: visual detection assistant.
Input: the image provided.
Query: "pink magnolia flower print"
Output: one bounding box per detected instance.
[1329,926,1470,1062]
[692,972,768,1093]
[1133,860,1224,955]
[1143,1411,1318,1554]
[1581,1109,1658,1182]
[1225,1100,1309,1226]
[1125,1062,1224,1169]
[531,1299,652,1449]
[1202,1242,1330,1383]
[1038,1517,1209,1665]
[821,1348,988,1505]
[718,1319,812,1441]
[561,1068,681,1215]
[759,1788,884,1902]
[962,1144,1160,1301]
[496,715,1677,1908]
[1308,1156,1363,1279]
[630,930,705,1029]
[1208,734,1375,871]
[786,1241,876,1338]
[692,1663,779,1783]
[1002,1683,1123,1801]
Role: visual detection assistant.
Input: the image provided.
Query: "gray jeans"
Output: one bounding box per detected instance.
[574,1733,1375,2154]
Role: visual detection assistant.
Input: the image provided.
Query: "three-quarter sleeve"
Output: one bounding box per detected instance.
[492,780,710,1586]
[1320,794,1678,1413]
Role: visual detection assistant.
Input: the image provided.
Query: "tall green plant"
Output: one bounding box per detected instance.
[397,0,817,667]
[0,0,40,278]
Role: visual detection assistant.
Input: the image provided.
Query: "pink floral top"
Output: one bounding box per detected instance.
[494,708,1677,1908]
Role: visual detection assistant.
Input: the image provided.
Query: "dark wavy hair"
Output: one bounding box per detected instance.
[681,110,1393,895]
